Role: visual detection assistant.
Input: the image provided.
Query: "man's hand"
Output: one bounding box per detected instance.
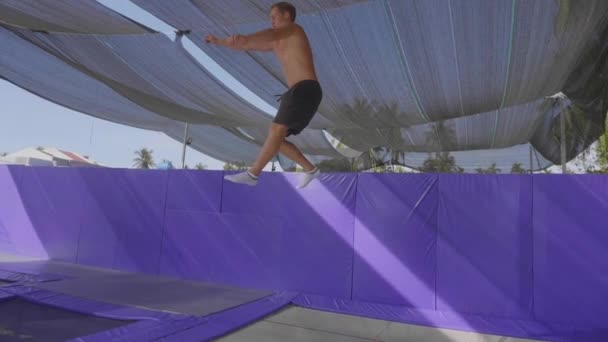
[204,34,218,44]
[205,34,247,49]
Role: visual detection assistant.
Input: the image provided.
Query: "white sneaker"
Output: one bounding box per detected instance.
[297,167,320,189]
[224,170,258,186]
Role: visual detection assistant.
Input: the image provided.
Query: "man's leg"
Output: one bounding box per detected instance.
[279,140,315,172]
[249,123,288,176]
[224,123,287,186]
[224,123,320,188]
[278,139,320,189]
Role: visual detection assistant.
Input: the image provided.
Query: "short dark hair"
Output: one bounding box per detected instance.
[271,2,296,22]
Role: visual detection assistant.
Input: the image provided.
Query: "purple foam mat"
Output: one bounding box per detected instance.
[74,317,206,342]
[158,292,297,342]
[0,289,13,300]
[0,268,63,283]
[437,174,534,319]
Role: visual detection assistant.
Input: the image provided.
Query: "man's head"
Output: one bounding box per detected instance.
[270,2,296,28]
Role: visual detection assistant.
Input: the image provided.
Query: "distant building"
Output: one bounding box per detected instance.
[0,147,102,167]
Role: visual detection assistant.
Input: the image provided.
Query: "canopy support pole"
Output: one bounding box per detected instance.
[181,122,189,169]
[560,110,567,174]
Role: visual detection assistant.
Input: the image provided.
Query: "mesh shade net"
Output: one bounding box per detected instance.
[0,0,607,170]
[134,0,608,167]
[0,26,266,164]
[0,0,153,34]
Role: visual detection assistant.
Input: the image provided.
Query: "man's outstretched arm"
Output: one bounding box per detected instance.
[205,27,290,51]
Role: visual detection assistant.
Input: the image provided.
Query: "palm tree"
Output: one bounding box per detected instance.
[510,163,526,174]
[596,116,608,171]
[223,162,247,171]
[133,148,155,169]
[421,152,463,173]
[476,163,501,174]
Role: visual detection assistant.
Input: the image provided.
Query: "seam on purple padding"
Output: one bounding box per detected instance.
[69,317,208,342]
[291,293,598,342]
[1,286,186,321]
[0,289,15,301]
[0,268,65,283]
[156,291,298,342]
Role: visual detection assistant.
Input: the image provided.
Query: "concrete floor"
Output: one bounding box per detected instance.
[217,306,545,342]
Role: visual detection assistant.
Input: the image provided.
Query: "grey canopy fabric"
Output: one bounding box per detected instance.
[7,26,343,159]
[135,0,608,164]
[0,24,341,165]
[1,0,608,170]
[328,97,555,152]
[0,26,264,164]
[136,0,607,123]
[0,0,153,34]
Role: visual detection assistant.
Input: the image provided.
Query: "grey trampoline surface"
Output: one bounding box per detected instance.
[0,298,133,342]
[216,306,546,342]
[0,254,272,317]
[0,254,124,278]
[33,273,272,316]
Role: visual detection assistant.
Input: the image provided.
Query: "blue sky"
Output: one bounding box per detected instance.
[0,0,279,170]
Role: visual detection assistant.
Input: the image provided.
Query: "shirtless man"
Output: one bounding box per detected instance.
[205,2,322,189]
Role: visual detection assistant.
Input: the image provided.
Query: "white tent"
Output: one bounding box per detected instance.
[0,147,100,167]
[0,148,56,166]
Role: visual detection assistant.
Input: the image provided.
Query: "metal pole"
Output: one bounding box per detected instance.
[181,123,189,169]
[560,110,567,174]
[529,144,533,174]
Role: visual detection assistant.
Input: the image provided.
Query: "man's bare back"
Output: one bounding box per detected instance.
[272,24,318,87]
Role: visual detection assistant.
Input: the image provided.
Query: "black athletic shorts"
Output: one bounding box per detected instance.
[273,79,323,136]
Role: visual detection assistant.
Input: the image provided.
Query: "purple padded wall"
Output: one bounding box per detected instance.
[165,170,223,212]
[221,172,357,298]
[17,167,85,262]
[436,174,533,319]
[352,173,437,309]
[160,211,283,290]
[0,166,24,255]
[160,170,267,285]
[77,168,167,274]
[0,165,46,258]
[533,175,608,327]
